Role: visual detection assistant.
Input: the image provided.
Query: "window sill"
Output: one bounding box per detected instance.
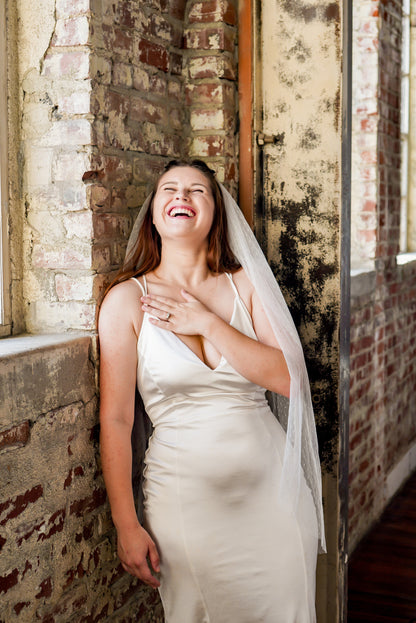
[350,268,376,298]
[0,332,92,360]
[396,252,416,266]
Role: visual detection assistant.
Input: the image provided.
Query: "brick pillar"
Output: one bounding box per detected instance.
[183,0,238,191]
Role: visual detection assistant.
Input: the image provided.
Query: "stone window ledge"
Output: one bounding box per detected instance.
[350,268,376,298]
[0,332,93,360]
[396,252,416,266]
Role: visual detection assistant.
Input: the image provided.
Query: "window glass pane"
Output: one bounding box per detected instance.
[401,139,409,195]
[402,16,410,74]
[401,76,410,133]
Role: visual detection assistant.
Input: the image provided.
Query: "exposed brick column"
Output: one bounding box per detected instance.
[88,0,188,303]
[183,0,238,190]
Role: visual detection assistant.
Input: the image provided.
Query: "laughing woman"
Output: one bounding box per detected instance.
[98,160,325,623]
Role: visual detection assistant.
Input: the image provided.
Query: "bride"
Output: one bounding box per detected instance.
[98,159,325,622]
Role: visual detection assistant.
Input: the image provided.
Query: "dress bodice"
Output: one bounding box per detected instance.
[132,273,268,427]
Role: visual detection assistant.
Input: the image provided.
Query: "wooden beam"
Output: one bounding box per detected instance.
[238,0,254,227]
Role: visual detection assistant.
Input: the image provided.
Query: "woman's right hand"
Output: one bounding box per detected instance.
[117,524,161,588]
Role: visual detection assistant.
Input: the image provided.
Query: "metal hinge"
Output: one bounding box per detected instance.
[256,132,284,146]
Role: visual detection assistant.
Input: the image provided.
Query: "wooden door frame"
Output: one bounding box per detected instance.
[238,0,254,227]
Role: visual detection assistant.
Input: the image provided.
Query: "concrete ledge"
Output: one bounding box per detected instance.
[0,333,96,429]
[385,441,416,502]
[396,252,416,266]
[350,269,376,298]
[0,332,91,359]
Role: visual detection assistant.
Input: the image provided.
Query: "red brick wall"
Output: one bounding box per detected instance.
[349,0,416,551]
[184,0,238,189]
[88,0,239,301]
[1,338,164,623]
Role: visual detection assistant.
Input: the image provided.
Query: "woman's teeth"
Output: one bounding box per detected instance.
[169,207,195,217]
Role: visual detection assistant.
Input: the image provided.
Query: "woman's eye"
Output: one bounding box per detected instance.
[192,189,203,193]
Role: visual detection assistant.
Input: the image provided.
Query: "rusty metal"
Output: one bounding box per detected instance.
[256,132,284,146]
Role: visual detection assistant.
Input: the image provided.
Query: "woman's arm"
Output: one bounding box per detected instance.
[203,288,290,397]
[141,271,291,398]
[99,282,160,588]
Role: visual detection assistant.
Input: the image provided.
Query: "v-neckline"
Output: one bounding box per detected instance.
[139,273,241,372]
[165,296,238,372]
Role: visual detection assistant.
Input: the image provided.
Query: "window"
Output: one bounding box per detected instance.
[0,0,11,336]
[399,0,416,256]
[400,0,411,252]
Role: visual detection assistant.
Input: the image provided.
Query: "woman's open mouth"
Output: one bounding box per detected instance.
[167,206,196,218]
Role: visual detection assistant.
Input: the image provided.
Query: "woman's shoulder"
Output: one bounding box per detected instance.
[99,278,144,334]
[230,268,255,293]
[229,268,255,312]
[102,278,143,306]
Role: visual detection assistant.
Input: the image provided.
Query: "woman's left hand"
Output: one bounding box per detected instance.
[141,291,213,336]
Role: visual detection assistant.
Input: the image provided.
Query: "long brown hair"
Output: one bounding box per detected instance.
[108,159,241,291]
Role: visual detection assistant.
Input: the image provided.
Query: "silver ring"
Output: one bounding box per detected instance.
[165,312,171,320]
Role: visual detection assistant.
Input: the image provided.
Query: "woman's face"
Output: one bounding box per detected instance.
[151,167,216,245]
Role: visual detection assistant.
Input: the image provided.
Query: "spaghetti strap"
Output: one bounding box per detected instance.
[225,272,240,298]
[130,275,147,296]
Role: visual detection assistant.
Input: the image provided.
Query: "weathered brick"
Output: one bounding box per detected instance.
[190,108,228,131]
[190,135,225,157]
[63,212,93,242]
[42,50,90,80]
[143,12,174,42]
[32,244,91,270]
[69,488,107,517]
[88,185,111,212]
[93,213,131,240]
[170,51,183,75]
[103,26,134,59]
[0,567,19,594]
[0,422,30,452]
[92,245,112,271]
[184,24,235,52]
[165,0,186,19]
[56,0,90,18]
[188,53,236,80]
[185,81,232,105]
[52,16,90,46]
[90,155,133,183]
[55,273,95,302]
[56,89,91,115]
[130,97,168,125]
[188,0,237,25]
[38,119,92,147]
[0,485,43,526]
[112,63,133,88]
[138,38,169,72]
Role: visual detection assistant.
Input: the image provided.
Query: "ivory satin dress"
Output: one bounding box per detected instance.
[133,274,318,623]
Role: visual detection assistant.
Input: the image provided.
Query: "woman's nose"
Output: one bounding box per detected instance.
[175,188,189,200]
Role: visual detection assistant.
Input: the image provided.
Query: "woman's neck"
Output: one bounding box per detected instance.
[153,244,212,288]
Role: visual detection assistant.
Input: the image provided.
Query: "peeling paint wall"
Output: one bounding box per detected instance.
[258,2,344,621]
[260,1,342,470]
